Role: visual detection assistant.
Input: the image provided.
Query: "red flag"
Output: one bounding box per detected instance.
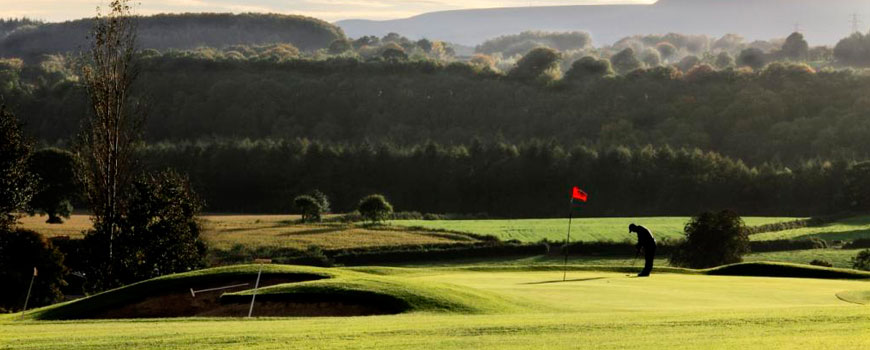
[572,187,588,202]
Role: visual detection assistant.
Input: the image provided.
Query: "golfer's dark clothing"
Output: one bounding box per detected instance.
[633,225,656,277]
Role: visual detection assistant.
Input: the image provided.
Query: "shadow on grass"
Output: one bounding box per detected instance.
[521,277,609,285]
[790,228,870,241]
[278,227,345,236]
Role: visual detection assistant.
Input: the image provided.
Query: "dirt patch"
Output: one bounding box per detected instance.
[90,277,399,318]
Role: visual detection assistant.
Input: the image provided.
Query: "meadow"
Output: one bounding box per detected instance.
[393,217,800,243]
[4,264,870,349]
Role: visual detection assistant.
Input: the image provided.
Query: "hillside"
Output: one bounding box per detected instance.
[337,0,870,46]
[0,13,345,61]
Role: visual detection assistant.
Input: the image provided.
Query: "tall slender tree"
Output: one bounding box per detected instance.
[77,0,142,266]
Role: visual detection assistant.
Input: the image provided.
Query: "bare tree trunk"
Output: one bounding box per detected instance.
[77,0,141,274]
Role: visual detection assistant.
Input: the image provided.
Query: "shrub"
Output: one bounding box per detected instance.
[358,194,393,224]
[852,249,870,271]
[294,195,323,222]
[809,259,833,267]
[0,228,67,311]
[669,210,750,268]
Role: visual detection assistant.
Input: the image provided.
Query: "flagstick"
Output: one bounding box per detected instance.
[563,196,574,281]
[21,267,36,320]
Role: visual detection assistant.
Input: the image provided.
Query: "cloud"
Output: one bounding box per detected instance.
[1,0,654,22]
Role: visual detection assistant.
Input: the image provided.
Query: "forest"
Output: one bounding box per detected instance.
[4,22,870,215]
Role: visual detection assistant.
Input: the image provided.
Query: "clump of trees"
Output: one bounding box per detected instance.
[476,31,591,57]
[669,210,750,268]
[834,32,870,67]
[294,190,329,223]
[73,0,207,291]
[0,229,68,312]
[358,194,393,224]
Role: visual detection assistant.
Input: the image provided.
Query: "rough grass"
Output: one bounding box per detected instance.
[6,263,870,349]
[392,217,797,243]
[16,214,479,250]
[751,215,870,241]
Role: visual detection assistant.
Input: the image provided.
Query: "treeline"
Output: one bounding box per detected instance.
[0,13,344,61]
[138,140,854,217]
[476,31,592,57]
[7,53,870,163]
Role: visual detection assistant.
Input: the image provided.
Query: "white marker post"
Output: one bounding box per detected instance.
[21,267,37,319]
[248,258,272,318]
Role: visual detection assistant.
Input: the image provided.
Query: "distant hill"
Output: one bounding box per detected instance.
[0,13,345,61]
[337,0,870,46]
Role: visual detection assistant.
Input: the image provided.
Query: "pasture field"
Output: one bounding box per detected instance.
[16,214,480,250]
[751,215,870,241]
[393,216,799,242]
[4,264,870,350]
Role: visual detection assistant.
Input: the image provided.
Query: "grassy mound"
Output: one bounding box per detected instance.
[835,290,870,305]
[24,264,522,320]
[224,274,525,314]
[704,262,870,279]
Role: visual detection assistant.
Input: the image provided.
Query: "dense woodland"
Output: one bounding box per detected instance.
[4,17,870,216]
[0,14,344,61]
[141,140,858,217]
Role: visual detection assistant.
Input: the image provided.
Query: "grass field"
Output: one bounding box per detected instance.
[391,248,867,269]
[16,214,480,250]
[393,217,799,242]
[751,215,870,241]
[4,264,870,349]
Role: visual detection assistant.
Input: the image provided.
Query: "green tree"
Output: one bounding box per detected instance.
[676,55,700,72]
[328,39,352,54]
[358,194,393,224]
[780,32,809,61]
[714,51,735,68]
[28,148,79,224]
[294,194,323,222]
[640,47,662,67]
[737,47,767,69]
[0,105,36,229]
[563,56,613,82]
[669,210,750,268]
[508,47,561,83]
[113,170,206,284]
[655,42,678,62]
[0,228,67,312]
[833,32,870,66]
[610,48,642,74]
[77,0,142,269]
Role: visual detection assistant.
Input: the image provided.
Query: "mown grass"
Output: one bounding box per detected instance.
[393,217,797,243]
[751,215,870,241]
[5,263,870,349]
[397,248,867,269]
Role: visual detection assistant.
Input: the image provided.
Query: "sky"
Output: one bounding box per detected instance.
[0,0,655,23]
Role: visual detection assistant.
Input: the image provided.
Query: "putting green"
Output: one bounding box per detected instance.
[836,290,870,305]
[5,265,870,350]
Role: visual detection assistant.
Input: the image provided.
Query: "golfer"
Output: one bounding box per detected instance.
[629,223,656,277]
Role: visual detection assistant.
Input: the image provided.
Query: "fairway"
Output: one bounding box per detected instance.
[5,264,870,349]
[393,217,797,242]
